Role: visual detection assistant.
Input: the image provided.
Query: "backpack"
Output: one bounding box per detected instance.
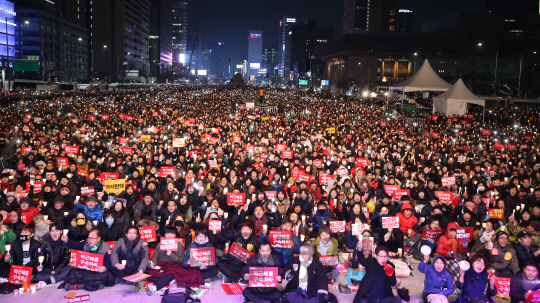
[160,287,200,303]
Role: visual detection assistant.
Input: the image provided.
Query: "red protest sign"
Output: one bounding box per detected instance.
[269,230,293,249]
[190,247,216,266]
[159,238,179,251]
[275,143,286,151]
[319,173,332,185]
[88,115,96,121]
[380,121,387,127]
[435,191,453,203]
[68,295,91,303]
[393,189,410,201]
[330,221,346,233]
[232,135,241,143]
[313,159,323,168]
[431,132,440,138]
[488,209,504,220]
[249,267,279,287]
[383,185,400,196]
[382,217,400,229]
[455,227,474,241]
[8,265,32,285]
[209,219,222,232]
[122,148,133,155]
[494,142,505,151]
[138,225,157,242]
[494,277,510,298]
[481,129,491,135]
[291,169,304,179]
[101,114,109,120]
[506,144,517,151]
[319,256,339,267]
[26,181,43,193]
[227,192,246,206]
[160,166,176,177]
[56,157,68,167]
[80,186,95,196]
[222,283,244,295]
[21,146,31,156]
[265,191,277,200]
[101,172,119,181]
[65,145,79,154]
[297,172,313,183]
[281,150,293,159]
[420,229,445,240]
[352,223,369,236]
[441,176,456,187]
[172,138,185,148]
[526,290,540,302]
[118,137,129,144]
[228,242,255,264]
[73,250,104,272]
[361,237,374,252]
[78,169,89,178]
[356,158,370,167]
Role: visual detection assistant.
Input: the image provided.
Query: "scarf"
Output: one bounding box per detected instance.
[299,258,313,292]
[257,253,275,266]
[480,230,495,244]
[89,240,101,253]
[318,239,332,256]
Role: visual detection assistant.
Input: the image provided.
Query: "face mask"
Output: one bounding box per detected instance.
[111,164,115,168]
[478,186,485,191]
[318,209,327,216]
[175,220,183,226]
[105,218,114,226]
[19,235,28,242]
[434,214,442,220]
[283,164,288,167]
[77,218,86,226]
[326,161,331,166]
[66,173,73,178]
[77,159,83,163]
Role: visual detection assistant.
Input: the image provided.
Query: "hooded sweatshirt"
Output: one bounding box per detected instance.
[396,203,418,237]
[418,255,455,296]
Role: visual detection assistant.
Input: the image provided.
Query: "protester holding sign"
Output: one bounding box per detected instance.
[396,202,419,247]
[0,225,40,279]
[454,253,497,303]
[241,240,282,303]
[509,260,540,303]
[437,223,469,260]
[182,228,219,282]
[410,218,441,257]
[472,231,519,278]
[260,220,301,266]
[307,201,334,237]
[219,221,260,283]
[310,226,340,282]
[34,223,72,284]
[110,226,148,279]
[62,228,115,291]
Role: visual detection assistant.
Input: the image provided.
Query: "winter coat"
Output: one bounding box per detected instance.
[8,238,41,267]
[74,202,103,226]
[182,240,218,269]
[238,211,282,239]
[311,237,339,258]
[221,224,260,266]
[133,200,158,223]
[418,255,455,296]
[455,267,497,303]
[282,256,328,299]
[110,237,149,273]
[473,241,520,277]
[19,206,40,224]
[242,253,281,294]
[514,243,540,268]
[44,206,74,227]
[36,238,71,273]
[98,221,124,242]
[151,238,185,264]
[306,206,332,232]
[259,232,301,266]
[395,203,418,237]
[352,252,397,302]
[510,271,540,303]
[436,223,468,258]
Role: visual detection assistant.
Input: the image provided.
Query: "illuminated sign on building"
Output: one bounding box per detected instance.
[250,33,261,38]
[286,18,296,23]
[399,9,413,13]
[0,7,15,16]
[249,63,260,69]
[197,70,207,75]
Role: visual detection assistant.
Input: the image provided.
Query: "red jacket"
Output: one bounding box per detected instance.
[436,222,468,258]
[396,203,418,236]
[20,207,40,224]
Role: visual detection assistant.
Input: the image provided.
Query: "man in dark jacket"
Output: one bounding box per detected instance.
[35,223,72,284]
[219,221,260,283]
[1,224,41,279]
[282,244,331,303]
[509,260,540,303]
[43,196,74,226]
[514,231,540,269]
[242,240,282,303]
[353,245,401,303]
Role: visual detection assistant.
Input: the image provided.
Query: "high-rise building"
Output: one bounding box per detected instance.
[343,0,398,33]
[278,17,296,78]
[263,43,278,76]
[279,18,333,81]
[14,0,90,82]
[215,41,225,79]
[89,0,150,80]
[149,0,174,81]
[172,1,187,78]
[396,8,413,32]
[247,30,262,82]
[487,0,538,40]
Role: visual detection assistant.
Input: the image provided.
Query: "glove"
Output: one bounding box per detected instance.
[462,238,468,247]
[447,251,455,258]
[384,233,391,242]
[318,293,329,303]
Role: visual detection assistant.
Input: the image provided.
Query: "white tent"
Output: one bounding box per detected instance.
[432,78,485,116]
[389,59,452,92]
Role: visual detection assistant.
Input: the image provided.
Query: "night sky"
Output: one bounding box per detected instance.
[186,0,487,63]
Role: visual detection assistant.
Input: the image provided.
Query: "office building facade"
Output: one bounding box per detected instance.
[149,0,174,81]
[171,1,187,79]
[343,0,398,33]
[247,30,262,82]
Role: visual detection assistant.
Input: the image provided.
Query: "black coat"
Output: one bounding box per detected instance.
[242,254,281,294]
[514,243,540,268]
[282,256,328,299]
[36,238,71,273]
[9,239,41,268]
[510,271,540,303]
[98,222,124,242]
[353,252,397,302]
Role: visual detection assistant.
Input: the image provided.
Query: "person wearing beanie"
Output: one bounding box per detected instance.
[472,230,519,277]
[0,191,19,214]
[19,197,40,225]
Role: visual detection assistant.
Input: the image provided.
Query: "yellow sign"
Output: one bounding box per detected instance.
[262,117,269,121]
[326,128,335,134]
[139,135,151,142]
[104,179,125,194]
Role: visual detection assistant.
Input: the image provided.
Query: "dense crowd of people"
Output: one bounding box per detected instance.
[0,86,539,303]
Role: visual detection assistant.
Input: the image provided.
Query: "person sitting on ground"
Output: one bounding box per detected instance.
[472,230,519,278]
[418,254,455,303]
[310,225,340,282]
[110,225,148,280]
[182,227,219,282]
[260,219,301,266]
[34,222,72,284]
[219,221,259,283]
[241,240,282,303]
[509,260,540,303]
[454,253,497,303]
[514,231,540,269]
[0,224,40,279]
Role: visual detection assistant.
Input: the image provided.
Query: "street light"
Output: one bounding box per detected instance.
[78,37,82,41]
[24,20,29,24]
[478,42,482,46]
[103,45,107,48]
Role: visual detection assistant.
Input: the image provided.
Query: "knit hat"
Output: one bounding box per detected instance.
[20,197,32,204]
[87,196,98,202]
[54,196,65,203]
[495,230,509,240]
[6,191,15,198]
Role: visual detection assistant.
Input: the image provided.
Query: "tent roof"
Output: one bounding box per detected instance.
[389,59,452,92]
[435,78,483,103]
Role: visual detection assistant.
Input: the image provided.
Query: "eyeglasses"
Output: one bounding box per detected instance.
[377,255,389,259]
